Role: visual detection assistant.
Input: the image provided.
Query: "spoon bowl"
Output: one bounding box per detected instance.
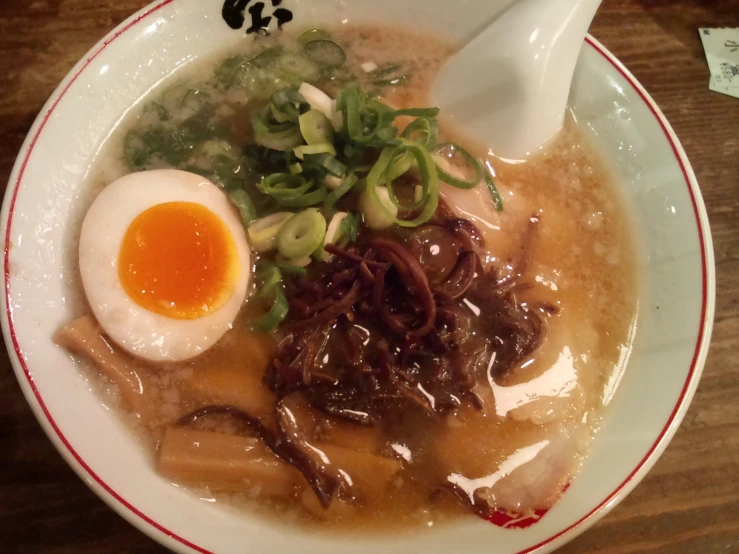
[432,0,602,160]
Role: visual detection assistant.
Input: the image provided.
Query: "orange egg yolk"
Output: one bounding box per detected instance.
[118,201,238,320]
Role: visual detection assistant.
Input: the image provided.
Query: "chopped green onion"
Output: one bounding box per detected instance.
[269,87,307,123]
[254,265,283,300]
[339,212,359,243]
[273,263,307,276]
[324,172,359,208]
[293,143,337,159]
[298,82,334,120]
[252,264,290,332]
[277,182,328,207]
[258,173,312,200]
[278,52,321,82]
[385,150,415,182]
[253,286,289,332]
[247,212,294,252]
[277,208,327,259]
[302,152,346,178]
[324,174,343,190]
[289,162,303,175]
[365,138,439,227]
[227,189,257,227]
[252,108,303,151]
[485,171,504,212]
[401,117,438,149]
[322,212,351,260]
[298,109,335,145]
[271,103,292,123]
[433,143,484,189]
[304,40,346,68]
[393,107,440,118]
[298,29,333,47]
[326,212,349,243]
[277,254,313,267]
[360,186,398,230]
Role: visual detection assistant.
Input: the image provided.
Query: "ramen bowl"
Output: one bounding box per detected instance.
[1,0,714,552]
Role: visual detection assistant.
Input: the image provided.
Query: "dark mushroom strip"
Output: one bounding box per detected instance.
[496,213,540,289]
[433,250,480,300]
[177,405,337,508]
[370,237,437,339]
[287,281,362,333]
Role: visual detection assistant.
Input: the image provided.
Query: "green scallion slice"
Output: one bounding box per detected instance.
[277,52,321,82]
[276,208,327,259]
[302,153,346,178]
[304,40,346,68]
[366,138,439,227]
[227,189,257,228]
[293,143,337,159]
[433,143,484,189]
[485,171,504,212]
[298,109,335,145]
[253,285,289,332]
[247,212,294,252]
[323,172,359,208]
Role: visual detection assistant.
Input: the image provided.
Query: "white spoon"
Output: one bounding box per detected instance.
[431,0,602,161]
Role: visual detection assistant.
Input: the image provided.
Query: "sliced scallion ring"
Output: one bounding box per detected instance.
[254,265,282,300]
[385,149,415,182]
[304,40,346,68]
[366,138,439,227]
[273,263,307,276]
[331,99,344,132]
[227,189,257,227]
[252,109,303,151]
[277,182,328,208]
[258,173,312,200]
[298,29,333,47]
[276,254,313,268]
[293,142,337,159]
[298,109,335,145]
[324,172,359,208]
[247,212,294,252]
[339,212,359,243]
[270,87,307,122]
[360,186,398,230]
[402,117,438,149]
[270,103,292,123]
[393,107,440,118]
[485,171,504,212]
[302,153,346,178]
[298,82,334,121]
[277,52,321,81]
[324,174,343,190]
[433,143,484,189]
[321,212,350,260]
[253,286,289,333]
[277,208,327,259]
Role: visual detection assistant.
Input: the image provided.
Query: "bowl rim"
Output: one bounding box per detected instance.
[1,1,716,553]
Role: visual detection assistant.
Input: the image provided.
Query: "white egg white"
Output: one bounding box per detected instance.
[78,169,251,362]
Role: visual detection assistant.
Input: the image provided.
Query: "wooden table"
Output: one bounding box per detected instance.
[1,1,738,552]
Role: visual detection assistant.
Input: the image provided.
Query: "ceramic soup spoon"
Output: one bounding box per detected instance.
[432,0,602,160]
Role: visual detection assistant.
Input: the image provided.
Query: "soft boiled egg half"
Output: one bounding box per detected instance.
[79,169,251,362]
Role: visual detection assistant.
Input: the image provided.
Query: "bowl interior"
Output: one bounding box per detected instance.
[1,1,713,553]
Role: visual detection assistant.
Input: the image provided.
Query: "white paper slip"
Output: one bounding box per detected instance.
[699,28,739,99]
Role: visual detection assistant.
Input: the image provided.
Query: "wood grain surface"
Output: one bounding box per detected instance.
[1,1,738,552]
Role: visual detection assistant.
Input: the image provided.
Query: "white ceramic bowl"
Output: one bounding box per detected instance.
[1,1,715,553]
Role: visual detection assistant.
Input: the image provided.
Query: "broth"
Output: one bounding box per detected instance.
[58,25,639,532]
